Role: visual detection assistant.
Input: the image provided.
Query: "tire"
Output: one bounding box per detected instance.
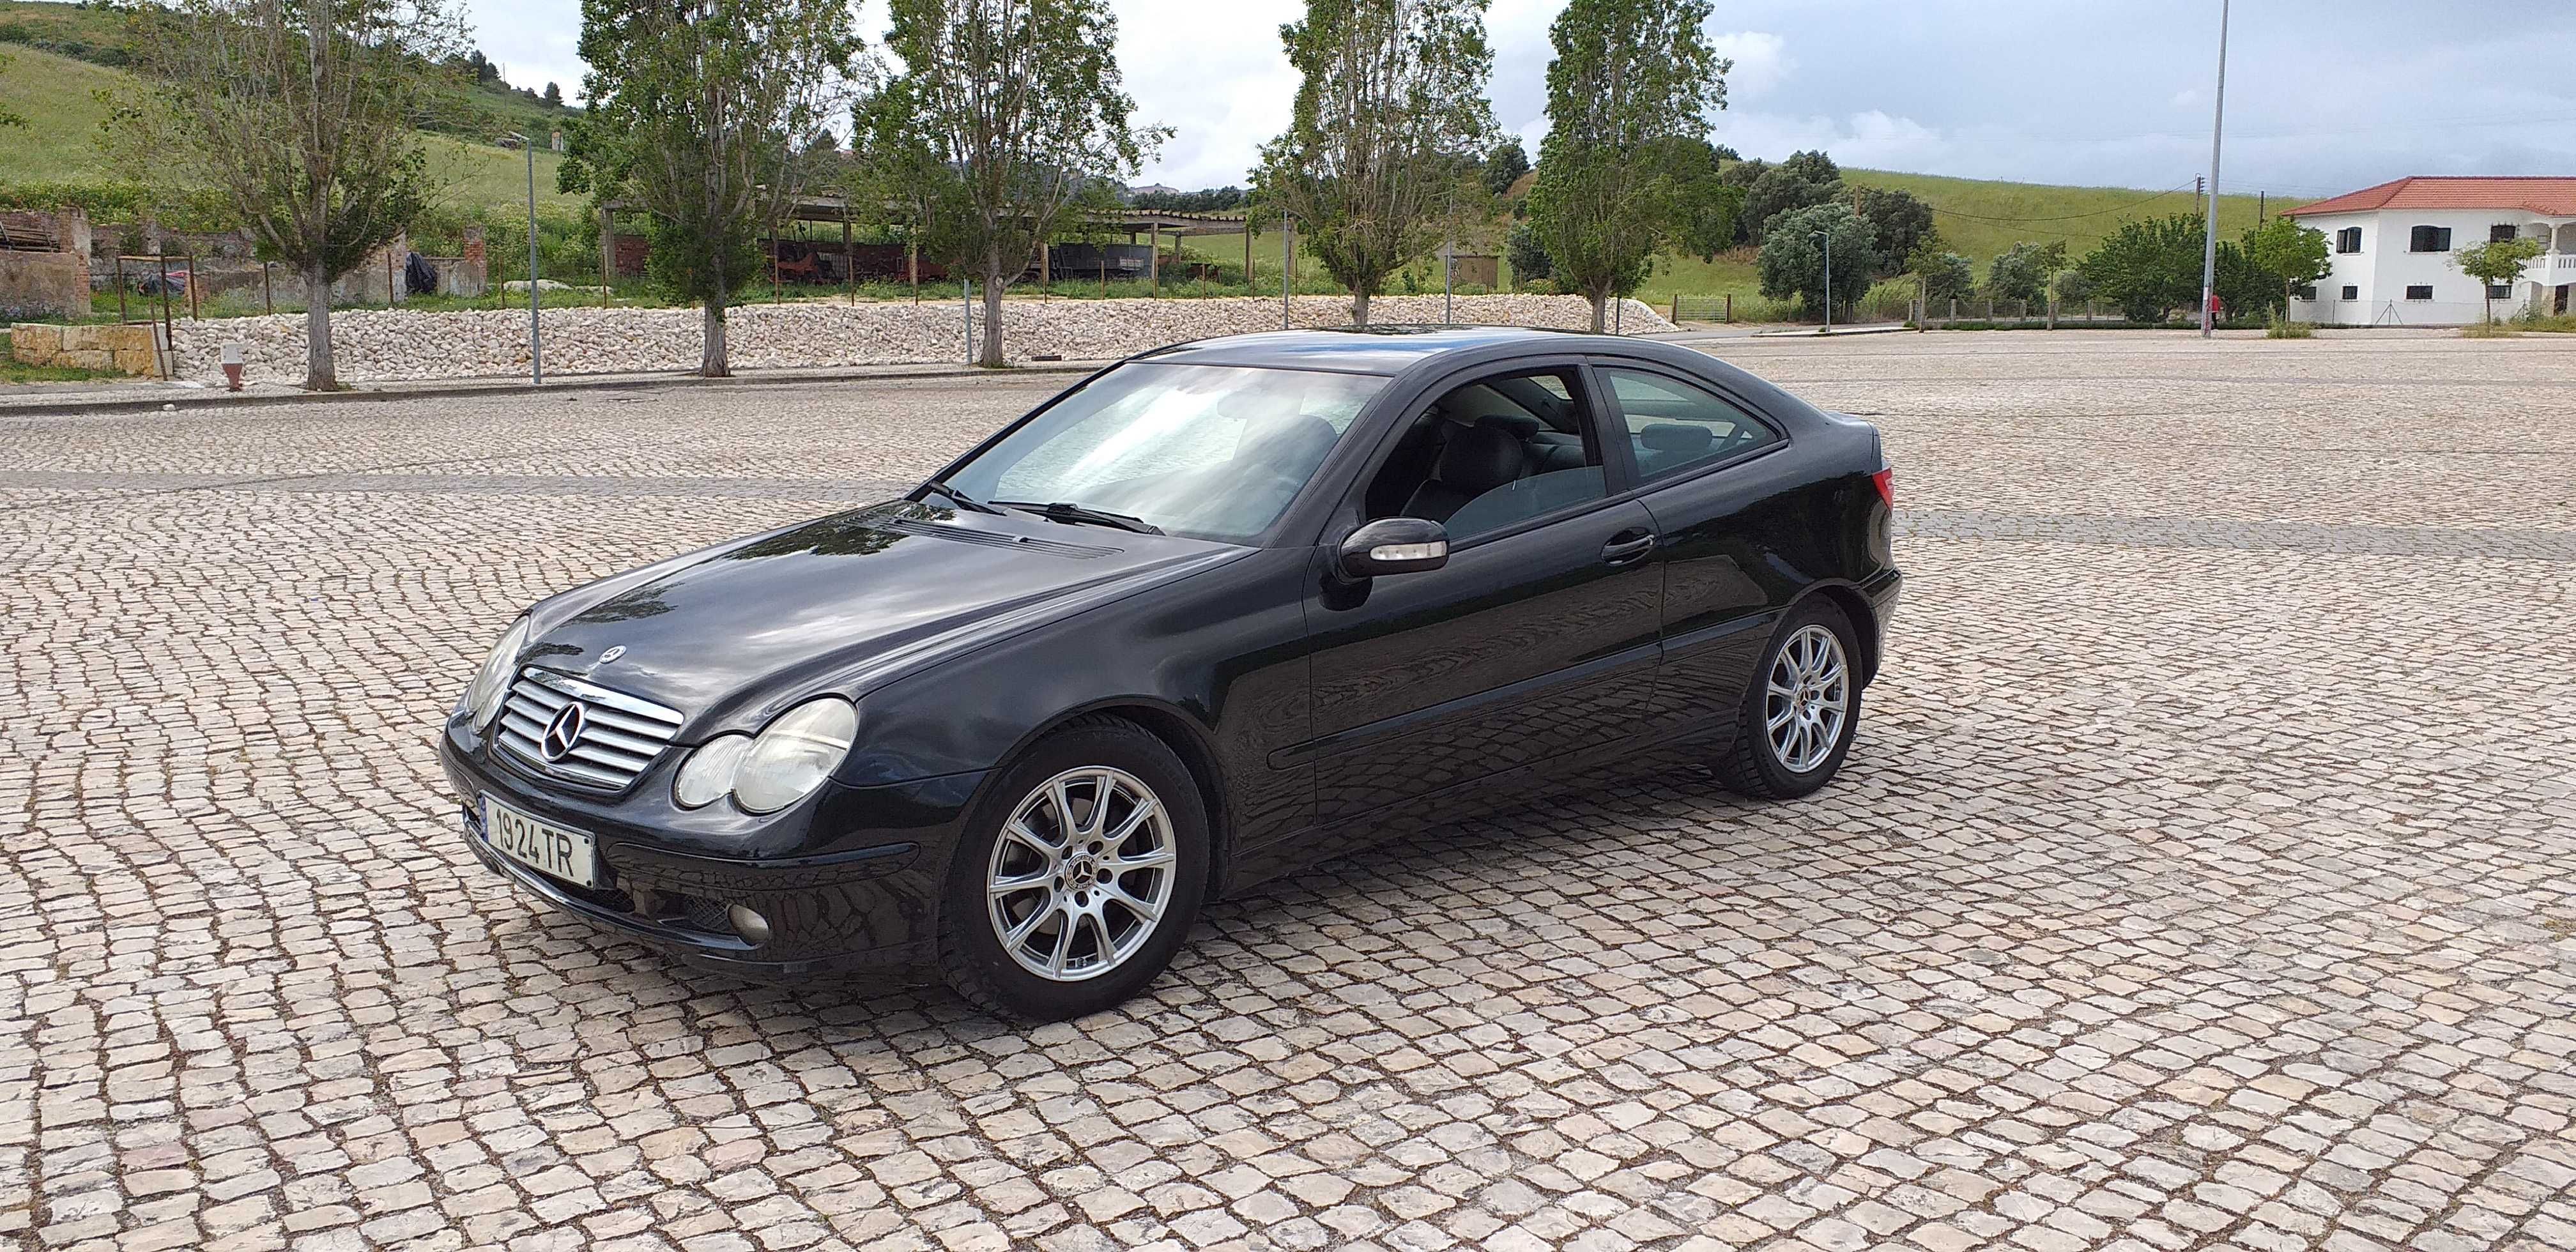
[937,717,1209,1020]
[1713,597,1864,800]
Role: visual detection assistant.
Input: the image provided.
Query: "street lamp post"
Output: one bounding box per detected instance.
[1814,230,1833,333]
[506,132,542,385]
[2199,0,2230,339]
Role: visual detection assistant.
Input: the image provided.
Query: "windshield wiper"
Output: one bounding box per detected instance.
[918,479,1003,515]
[995,501,1164,535]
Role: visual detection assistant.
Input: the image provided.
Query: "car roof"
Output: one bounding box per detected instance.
[1135,325,1600,374]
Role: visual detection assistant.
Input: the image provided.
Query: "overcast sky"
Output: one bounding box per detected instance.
[469,0,2576,200]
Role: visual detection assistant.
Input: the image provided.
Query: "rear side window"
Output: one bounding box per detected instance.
[1598,367,1780,483]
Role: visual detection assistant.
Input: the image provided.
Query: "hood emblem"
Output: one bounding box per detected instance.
[597,645,626,666]
[540,703,588,762]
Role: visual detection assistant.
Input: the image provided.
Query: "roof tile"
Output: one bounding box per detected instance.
[2284,176,2576,218]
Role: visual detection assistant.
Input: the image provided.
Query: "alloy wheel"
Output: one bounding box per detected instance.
[1764,623,1850,774]
[985,767,1178,982]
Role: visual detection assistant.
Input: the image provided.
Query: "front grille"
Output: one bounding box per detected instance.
[493,667,684,791]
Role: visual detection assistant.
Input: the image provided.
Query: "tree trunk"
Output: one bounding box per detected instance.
[1351,288,1368,328]
[1588,289,1608,334]
[980,271,1006,367]
[302,256,335,390]
[702,268,730,377]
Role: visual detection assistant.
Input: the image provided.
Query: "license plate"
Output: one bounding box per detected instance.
[482,794,598,888]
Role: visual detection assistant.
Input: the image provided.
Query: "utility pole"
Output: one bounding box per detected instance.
[2199,0,2230,339]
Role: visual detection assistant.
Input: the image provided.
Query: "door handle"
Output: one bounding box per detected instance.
[1601,528,1658,565]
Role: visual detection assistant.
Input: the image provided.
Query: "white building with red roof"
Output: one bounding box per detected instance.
[2282,176,2576,325]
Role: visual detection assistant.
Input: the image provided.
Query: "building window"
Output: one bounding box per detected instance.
[2334,226,2361,254]
[2341,285,2358,301]
[2408,225,2451,252]
[2488,284,2512,299]
[2491,224,2520,243]
[2292,284,2317,300]
[2405,284,2434,301]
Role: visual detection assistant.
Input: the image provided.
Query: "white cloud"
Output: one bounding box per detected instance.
[1706,31,1792,102]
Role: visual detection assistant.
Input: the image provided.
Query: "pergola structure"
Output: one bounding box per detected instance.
[596,197,1260,297]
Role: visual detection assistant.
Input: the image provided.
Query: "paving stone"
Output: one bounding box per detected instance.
[3,331,2572,1249]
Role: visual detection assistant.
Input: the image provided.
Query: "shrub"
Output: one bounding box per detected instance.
[2264,313,2312,339]
[2458,321,2515,338]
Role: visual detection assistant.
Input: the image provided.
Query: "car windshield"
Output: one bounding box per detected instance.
[940,362,1386,544]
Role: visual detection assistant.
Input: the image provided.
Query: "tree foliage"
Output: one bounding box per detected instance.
[1129,186,1245,212]
[1663,138,1742,263]
[854,0,1160,365]
[118,0,466,390]
[1256,0,1498,326]
[1524,0,1727,331]
[2078,215,2205,323]
[1985,240,2066,305]
[1481,138,1529,196]
[1506,220,1551,282]
[2242,217,2330,310]
[2451,234,2542,323]
[1853,187,1932,275]
[1757,201,1877,318]
[1742,163,1838,244]
[567,0,855,376]
[1908,246,1973,303]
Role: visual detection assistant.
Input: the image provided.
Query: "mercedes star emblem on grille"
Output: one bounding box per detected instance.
[539,703,588,762]
[597,645,625,665]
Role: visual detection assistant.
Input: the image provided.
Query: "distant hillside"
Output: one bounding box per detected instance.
[0,43,585,218]
[1844,168,2287,267]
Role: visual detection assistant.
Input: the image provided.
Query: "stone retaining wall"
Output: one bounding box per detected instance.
[10,322,167,375]
[160,294,1675,385]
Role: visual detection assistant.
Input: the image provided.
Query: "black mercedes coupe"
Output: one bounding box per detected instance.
[439,326,1901,1019]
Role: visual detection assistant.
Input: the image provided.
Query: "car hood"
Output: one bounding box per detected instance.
[521,500,1245,733]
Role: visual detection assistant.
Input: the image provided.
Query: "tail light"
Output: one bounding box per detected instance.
[1869,466,1895,511]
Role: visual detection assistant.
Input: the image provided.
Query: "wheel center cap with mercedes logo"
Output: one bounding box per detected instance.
[539,702,588,762]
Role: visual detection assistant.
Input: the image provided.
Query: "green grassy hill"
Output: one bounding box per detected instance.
[0,43,583,215]
[1179,168,2292,313]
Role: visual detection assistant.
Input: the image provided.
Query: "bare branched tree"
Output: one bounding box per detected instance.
[123,0,468,389]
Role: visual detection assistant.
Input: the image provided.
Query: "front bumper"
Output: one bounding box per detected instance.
[440,721,983,979]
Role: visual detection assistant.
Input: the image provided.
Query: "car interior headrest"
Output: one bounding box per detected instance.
[1434,420,1526,492]
[1639,423,1714,454]
[1238,413,1341,471]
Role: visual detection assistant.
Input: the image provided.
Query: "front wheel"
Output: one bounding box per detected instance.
[937,719,1208,1020]
[1713,599,1863,800]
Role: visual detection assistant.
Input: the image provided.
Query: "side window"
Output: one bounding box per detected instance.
[1598,367,1781,484]
[1360,367,1607,544]
[2335,226,2361,254]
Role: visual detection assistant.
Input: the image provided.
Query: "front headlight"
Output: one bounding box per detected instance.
[731,698,859,813]
[461,618,532,729]
[673,734,753,809]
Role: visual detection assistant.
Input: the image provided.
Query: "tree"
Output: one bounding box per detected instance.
[1257,0,1498,326]
[1757,202,1877,319]
[2241,217,2330,315]
[1481,138,1529,196]
[1777,148,1838,186]
[1907,245,1973,304]
[854,0,1160,367]
[1670,152,1745,263]
[2451,235,2543,324]
[1853,187,1932,275]
[1742,163,1837,244]
[1506,220,1551,282]
[124,0,467,390]
[2049,266,2092,306]
[2078,214,2204,323]
[542,80,564,109]
[1524,0,1728,332]
[1986,240,2066,306]
[568,0,855,376]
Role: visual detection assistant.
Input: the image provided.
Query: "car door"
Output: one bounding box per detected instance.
[1289,360,1663,851]
[1591,362,1805,739]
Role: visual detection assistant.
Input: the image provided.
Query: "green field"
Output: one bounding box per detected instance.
[1177,169,2290,314]
[0,43,584,214]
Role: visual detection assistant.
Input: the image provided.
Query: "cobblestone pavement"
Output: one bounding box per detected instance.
[3,330,2572,1252]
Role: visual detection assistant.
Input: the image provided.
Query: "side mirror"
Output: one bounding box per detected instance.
[1338,517,1448,578]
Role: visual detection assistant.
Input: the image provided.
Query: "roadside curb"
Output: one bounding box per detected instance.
[1747,324,1915,339]
[0,361,1109,418]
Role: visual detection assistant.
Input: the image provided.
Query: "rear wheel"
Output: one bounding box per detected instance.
[1713,598,1862,800]
[938,719,1208,1020]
